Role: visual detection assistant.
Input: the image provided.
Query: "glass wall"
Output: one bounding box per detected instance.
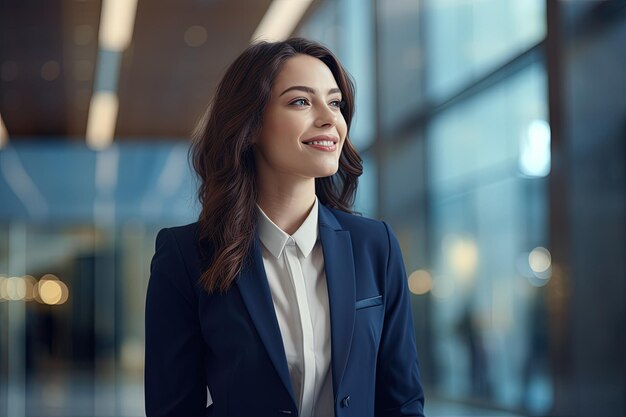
[0,143,197,416]
[426,62,550,412]
[424,0,545,99]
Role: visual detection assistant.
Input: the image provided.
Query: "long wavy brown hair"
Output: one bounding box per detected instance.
[189,37,363,294]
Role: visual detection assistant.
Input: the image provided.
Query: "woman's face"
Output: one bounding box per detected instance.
[253,54,348,182]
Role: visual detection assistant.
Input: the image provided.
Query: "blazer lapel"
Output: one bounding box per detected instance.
[235,230,297,408]
[318,203,356,398]
[235,202,357,406]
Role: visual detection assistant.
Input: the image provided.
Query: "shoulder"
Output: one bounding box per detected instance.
[156,222,201,252]
[154,222,207,275]
[326,206,386,234]
[324,205,397,239]
[323,205,398,260]
[162,221,200,239]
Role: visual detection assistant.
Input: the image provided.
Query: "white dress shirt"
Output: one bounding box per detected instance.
[255,195,334,417]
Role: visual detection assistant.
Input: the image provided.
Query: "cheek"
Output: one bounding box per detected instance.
[262,110,304,143]
[257,115,303,162]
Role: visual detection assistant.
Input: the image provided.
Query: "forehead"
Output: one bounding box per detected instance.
[272,54,339,91]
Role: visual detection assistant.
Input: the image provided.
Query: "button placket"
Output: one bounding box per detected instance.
[284,238,316,417]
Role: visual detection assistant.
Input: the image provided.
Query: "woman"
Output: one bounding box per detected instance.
[145,37,425,417]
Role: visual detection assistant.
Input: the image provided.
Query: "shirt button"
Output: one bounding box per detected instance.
[341,395,350,407]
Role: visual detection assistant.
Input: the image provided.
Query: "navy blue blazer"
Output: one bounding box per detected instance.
[145,202,425,417]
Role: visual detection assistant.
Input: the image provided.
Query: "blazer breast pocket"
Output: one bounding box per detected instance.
[355,294,383,310]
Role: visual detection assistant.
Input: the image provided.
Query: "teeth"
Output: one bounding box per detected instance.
[306,141,334,146]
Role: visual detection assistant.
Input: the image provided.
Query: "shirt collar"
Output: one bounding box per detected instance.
[256,196,319,259]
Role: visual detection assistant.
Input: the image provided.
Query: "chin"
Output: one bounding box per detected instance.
[317,167,339,178]
[304,162,339,179]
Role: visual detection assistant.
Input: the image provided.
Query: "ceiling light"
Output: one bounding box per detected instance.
[86,92,118,150]
[99,0,139,51]
[251,0,314,42]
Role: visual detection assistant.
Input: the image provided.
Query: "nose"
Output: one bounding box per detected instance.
[314,103,338,128]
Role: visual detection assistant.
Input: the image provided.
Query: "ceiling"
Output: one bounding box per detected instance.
[0,0,325,224]
[0,0,321,141]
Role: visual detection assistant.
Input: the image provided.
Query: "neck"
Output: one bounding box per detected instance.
[256,175,316,236]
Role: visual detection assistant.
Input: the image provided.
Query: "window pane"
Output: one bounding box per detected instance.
[424,0,545,100]
[354,152,378,218]
[427,63,547,190]
[382,133,425,215]
[377,0,424,132]
[425,62,553,413]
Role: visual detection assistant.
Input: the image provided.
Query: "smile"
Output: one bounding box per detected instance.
[305,140,334,146]
[302,134,339,152]
[304,142,337,151]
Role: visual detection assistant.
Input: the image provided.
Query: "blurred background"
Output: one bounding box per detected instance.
[0,0,624,416]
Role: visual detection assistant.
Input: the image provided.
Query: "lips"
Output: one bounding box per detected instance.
[301,135,339,145]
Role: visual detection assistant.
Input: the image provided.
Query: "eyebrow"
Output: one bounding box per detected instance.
[279,85,342,97]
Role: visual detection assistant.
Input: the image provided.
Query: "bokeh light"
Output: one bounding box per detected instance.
[184,25,207,47]
[523,247,553,286]
[0,273,70,303]
[519,119,551,177]
[443,234,479,284]
[73,24,95,46]
[40,280,63,304]
[22,275,37,301]
[432,276,455,299]
[0,275,7,300]
[529,246,551,273]
[408,269,433,295]
[41,60,61,81]
[36,274,70,305]
[6,276,27,300]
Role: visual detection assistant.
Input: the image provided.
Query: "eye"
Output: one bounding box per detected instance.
[330,99,346,109]
[290,98,310,106]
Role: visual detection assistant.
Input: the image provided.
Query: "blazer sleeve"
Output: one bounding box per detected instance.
[375,221,426,417]
[145,228,207,417]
